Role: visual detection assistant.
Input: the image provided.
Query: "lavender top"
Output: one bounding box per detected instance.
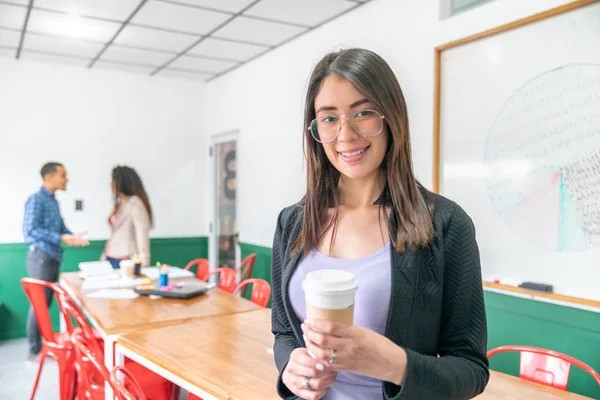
[289,244,392,399]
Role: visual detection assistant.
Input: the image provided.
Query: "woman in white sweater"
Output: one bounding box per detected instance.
[102,166,153,269]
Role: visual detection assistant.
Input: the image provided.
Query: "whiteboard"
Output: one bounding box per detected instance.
[438,0,600,301]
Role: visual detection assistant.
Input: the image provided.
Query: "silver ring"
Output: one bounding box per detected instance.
[301,376,311,390]
[329,348,337,364]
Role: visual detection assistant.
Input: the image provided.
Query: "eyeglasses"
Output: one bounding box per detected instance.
[309,109,385,144]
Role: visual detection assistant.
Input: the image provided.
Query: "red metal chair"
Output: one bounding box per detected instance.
[183,258,209,281]
[487,345,600,390]
[112,366,148,400]
[235,254,256,291]
[207,267,237,293]
[59,293,178,400]
[71,331,147,400]
[234,278,271,308]
[21,278,77,400]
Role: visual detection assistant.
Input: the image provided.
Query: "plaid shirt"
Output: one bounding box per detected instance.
[23,187,71,262]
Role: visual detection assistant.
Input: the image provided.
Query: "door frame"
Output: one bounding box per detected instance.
[209,130,240,275]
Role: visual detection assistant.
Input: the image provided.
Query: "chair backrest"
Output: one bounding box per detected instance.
[234,278,271,308]
[183,258,210,281]
[21,278,65,343]
[59,293,104,355]
[235,254,256,297]
[487,345,600,390]
[235,253,256,279]
[208,267,237,293]
[71,331,145,400]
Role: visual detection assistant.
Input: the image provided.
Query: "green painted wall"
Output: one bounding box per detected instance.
[239,242,600,398]
[0,237,208,341]
[485,291,600,398]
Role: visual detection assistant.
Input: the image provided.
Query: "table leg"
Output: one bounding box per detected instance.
[115,344,125,384]
[105,336,116,400]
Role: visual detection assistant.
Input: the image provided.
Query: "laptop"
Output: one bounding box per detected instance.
[78,261,120,279]
[133,281,211,299]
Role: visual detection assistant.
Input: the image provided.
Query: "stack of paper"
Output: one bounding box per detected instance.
[81,277,146,291]
[86,289,139,299]
[78,261,119,279]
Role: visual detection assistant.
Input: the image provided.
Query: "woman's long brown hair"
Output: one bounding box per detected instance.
[111,166,153,226]
[292,48,434,256]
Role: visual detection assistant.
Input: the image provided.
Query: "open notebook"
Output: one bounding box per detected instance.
[78,264,195,291]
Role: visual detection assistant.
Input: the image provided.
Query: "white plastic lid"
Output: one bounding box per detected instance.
[302,269,358,295]
[119,259,134,268]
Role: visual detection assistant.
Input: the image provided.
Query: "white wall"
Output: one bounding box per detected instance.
[0,58,206,243]
[202,0,578,248]
[0,0,577,247]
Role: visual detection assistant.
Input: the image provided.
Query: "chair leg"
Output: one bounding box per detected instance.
[57,353,77,400]
[29,352,47,400]
[58,367,77,400]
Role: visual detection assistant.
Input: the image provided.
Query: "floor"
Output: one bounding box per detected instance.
[0,338,59,400]
[0,338,188,399]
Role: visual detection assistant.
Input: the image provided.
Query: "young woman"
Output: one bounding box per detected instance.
[102,166,153,269]
[271,49,489,400]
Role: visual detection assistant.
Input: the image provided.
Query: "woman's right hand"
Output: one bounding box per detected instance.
[282,347,337,400]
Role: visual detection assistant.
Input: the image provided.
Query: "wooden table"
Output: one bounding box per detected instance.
[60,271,261,400]
[60,272,259,336]
[114,310,597,400]
[477,371,595,399]
[116,308,278,400]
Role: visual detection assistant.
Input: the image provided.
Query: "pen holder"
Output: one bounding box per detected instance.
[134,263,142,276]
[159,273,169,287]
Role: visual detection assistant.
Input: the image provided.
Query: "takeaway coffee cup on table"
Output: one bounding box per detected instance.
[119,259,135,279]
[302,269,358,325]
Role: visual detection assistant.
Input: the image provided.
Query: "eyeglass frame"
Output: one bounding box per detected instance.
[308,108,386,144]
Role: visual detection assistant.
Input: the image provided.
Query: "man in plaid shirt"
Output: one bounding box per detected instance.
[23,162,89,361]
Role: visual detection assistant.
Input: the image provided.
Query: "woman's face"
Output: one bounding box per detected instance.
[313,75,388,181]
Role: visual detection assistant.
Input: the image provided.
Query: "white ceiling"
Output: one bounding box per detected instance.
[0,0,372,81]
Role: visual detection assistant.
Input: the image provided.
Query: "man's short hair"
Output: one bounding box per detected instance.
[40,162,63,178]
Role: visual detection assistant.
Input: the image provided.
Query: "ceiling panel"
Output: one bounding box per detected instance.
[94,61,155,74]
[28,9,121,42]
[188,37,267,61]
[131,1,231,35]
[213,16,306,46]
[0,28,21,48]
[164,0,256,14]
[114,25,198,53]
[158,68,213,80]
[23,33,104,58]
[244,0,355,26]
[2,0,372,81]
[168,55,237,73]
[33,0,141,21]
[0,3,27,30]
[0,47,16,58]
[99,46,173,66]
[20,50,91,66]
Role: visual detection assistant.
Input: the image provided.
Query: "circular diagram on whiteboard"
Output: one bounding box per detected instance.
[485,64,600,251]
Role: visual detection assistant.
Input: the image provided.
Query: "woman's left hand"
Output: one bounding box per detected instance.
[301,320,407,385]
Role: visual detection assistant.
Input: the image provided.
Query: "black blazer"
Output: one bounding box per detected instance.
[271,190,489,399]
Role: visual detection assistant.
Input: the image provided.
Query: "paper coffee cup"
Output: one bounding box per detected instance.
[302,269,358,325]
[120,260,135,278]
